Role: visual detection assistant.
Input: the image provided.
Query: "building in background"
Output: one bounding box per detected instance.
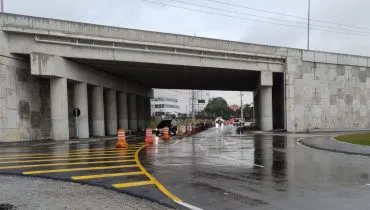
[151,97,180,118]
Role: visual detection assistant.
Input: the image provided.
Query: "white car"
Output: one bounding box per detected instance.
[215,117,224,128]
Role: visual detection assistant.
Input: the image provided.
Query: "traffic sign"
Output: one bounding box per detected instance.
[73,108,81,117]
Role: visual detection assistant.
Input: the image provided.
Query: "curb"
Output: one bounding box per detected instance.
[298,136,370,157]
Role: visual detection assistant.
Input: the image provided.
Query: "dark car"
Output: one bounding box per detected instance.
[155,119,177,136]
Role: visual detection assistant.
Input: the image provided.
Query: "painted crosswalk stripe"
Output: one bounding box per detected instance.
[112,180,154,188]
[23,164,138,175]
[0,155,135,164]
[0,150,137,159]
[0,152,136,160]
[71,171,144,180]
[0,159,136,170]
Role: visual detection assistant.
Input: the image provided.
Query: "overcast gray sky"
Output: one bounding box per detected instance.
[6,0,370,109]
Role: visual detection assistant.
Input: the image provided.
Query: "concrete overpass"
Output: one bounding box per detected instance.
[1,13,370,141]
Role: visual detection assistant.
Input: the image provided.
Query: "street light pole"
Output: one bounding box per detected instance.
[1,0,4,13]
[307,0,311,50]
[240,91,243,119]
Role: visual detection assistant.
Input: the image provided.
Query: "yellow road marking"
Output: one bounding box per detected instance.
[23,164,138,175]
[0,152,136,160]
[0,159,136,170]
[0,155,135,164]
[0,150,137,159]
[68,148,139,154]
[71,171,144,180]
[134,145,182,202]
[113,180,154,188]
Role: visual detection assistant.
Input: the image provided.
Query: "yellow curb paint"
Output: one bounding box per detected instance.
[72,171,144,180]
[112,180,154,188]
[23,164,138,175]
[0,159,136,170]
[134,145,182,202]
[0,155,135,164]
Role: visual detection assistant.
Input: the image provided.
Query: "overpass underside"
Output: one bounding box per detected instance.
[1,13,370,142]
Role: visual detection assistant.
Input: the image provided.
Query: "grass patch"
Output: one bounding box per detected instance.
[335,133,370,146]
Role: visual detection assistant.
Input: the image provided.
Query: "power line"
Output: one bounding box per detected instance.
[142,0,370,38]
[205,0,370,31]
[165,0,369,35]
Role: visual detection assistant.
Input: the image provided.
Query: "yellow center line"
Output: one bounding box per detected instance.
[0,159,136,170]
[112,180,154,188]
[0,152,136,160]
[71,171,144,180]
[133,145,182,202]
[0,150,137,159]
[23,164,138,175]
[0,155,135,164]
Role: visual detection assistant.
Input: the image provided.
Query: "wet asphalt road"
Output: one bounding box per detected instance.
[142,126,370,210]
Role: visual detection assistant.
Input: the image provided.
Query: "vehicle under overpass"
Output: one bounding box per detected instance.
[1,13,369,141]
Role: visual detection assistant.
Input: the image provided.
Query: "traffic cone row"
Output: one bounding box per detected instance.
[145,128,153,145]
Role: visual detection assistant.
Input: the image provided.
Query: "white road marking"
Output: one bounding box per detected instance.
[365,184,370,186]
[175,201,204,210]
[220,155,264,168]
[197,144,205,150]
[171,140,180,147]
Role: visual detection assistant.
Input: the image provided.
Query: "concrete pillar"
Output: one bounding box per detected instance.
[105,89,117,135]
[144,97,151,128]
[91,86,105,136]
[128,93,137,132]
[118,92,128,131]
[260,86,273,131]
[50,77,69,140]
[73,82,89,138]
[137,96,145,131]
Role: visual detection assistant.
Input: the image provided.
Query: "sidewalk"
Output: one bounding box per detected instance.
[300,135,370,156]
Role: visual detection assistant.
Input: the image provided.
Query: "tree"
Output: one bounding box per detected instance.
[204,97,231,119]
[236,103,254,120]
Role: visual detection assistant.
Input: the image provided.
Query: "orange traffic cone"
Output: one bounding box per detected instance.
[116,128,128,148]
[162,126,170,141]
[145,128,153,145]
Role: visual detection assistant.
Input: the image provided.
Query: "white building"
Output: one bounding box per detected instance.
[151,97,180,117]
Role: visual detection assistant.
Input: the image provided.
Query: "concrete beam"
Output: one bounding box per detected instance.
[50,77,69,140]
[260,71,273,86]
[30,53,150,97]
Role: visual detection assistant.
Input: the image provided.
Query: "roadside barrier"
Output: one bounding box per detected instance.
[145,128,153,145]
[162,127,170,141]
[177,125,183,137]
[116,128,128,148]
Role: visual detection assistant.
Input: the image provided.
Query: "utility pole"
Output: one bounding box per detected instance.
[1,0,4,13]
[307,0,311,50]
[240,91,243,119]
[191,90,196,123]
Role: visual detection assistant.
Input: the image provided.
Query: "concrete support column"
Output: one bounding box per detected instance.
[137,96,145,131]
[118,92,128,131]
[91,86,105,136]
[144,97,151,129]
[73,82,89,138]
[50,77,69,140]
[260,86,273,131]
[128,93,137,132]
[105,89,117,135]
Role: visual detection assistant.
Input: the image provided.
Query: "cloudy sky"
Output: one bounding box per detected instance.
[6,0,370,111]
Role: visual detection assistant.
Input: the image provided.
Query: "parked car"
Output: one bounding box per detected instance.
[154,119,177,136]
